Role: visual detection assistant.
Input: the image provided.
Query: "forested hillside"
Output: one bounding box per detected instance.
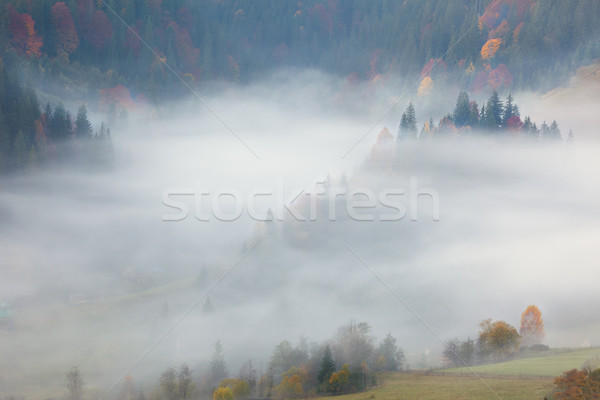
[1,0,599,103]
[0,0,597,172]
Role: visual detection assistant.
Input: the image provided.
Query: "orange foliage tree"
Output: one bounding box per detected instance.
[478,319,520,361]
[553,368,600,400]
[275,366,306,399]
[520,305,545,347]
[329,364,351,394]
[51,2,80,56]
[481,38,502,60]
[7,6,43,57]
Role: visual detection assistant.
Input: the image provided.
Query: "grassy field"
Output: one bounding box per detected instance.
[314,372,553,400]
[311,348,600,400]
[444,347,600,377]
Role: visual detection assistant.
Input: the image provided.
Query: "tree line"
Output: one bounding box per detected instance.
[397,91,570,140]
[442,305,546,368]
[58,321,406,400]
[0,56,113,174]
[1,0,599,101]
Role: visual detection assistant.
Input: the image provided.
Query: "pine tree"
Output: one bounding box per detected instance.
[452,91,471,128]
[75,104,93,139]
[548,120,561,139]
[469,101,480,127]
[49,103,72,141]
[484,91,503,130]
[12,130,29,169]
[210,341,228,387]
[502,94,519,127]
[317,345,336,386]
[398,103,417,139]
[203,297,214,314]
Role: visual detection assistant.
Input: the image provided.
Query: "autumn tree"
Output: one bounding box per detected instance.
[269,339,308,382]
[218,378,250,400]
[481,38,502,60]
[51,2,80,57]
[328,364,351,394]
[552,368,600,400]
[520,305,545,348]
[7,6,43,57]
[274,366,306,399]
[213,387,234,400]
[477,319,520,361]
[89,10,113,53]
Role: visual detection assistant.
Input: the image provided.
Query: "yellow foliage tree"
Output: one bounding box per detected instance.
[213,387,234,400]
[481,38,502,60]
[219,379,250,400]
[275,374,304,399]
[417,76,433,96]
[329,364,351,394]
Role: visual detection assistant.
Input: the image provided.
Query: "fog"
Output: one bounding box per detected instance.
[1,70,600,398]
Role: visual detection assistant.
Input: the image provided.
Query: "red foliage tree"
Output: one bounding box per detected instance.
[488,64,513,90]
[89,10,113,52]
[51,2,80,56]
[507,115,523,131]
[125,20,143,58]
[76,0,96,40]
[99,84,134,112]
[7,5,43,57]
[175,27,199,73]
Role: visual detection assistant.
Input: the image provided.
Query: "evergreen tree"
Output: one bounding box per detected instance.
[377,333,405,371]
[49,104,72,141]
[484,91,503,130]
[203,297,215,314]
[540,121,550,138]
[452,91,471,128]
[548,120,561,139]
[317,345,336,387]
[398,103,417,139]
[210,341,228,387]
[522,116,533,132]
[12,130,29,169]
[75,104,93,139]
[469,101,480,127]
[502,94,519,127]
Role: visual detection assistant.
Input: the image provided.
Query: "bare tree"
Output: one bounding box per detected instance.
[66,366,84,400]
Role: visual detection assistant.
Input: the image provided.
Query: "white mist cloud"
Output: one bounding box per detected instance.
[1,69,599,397]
